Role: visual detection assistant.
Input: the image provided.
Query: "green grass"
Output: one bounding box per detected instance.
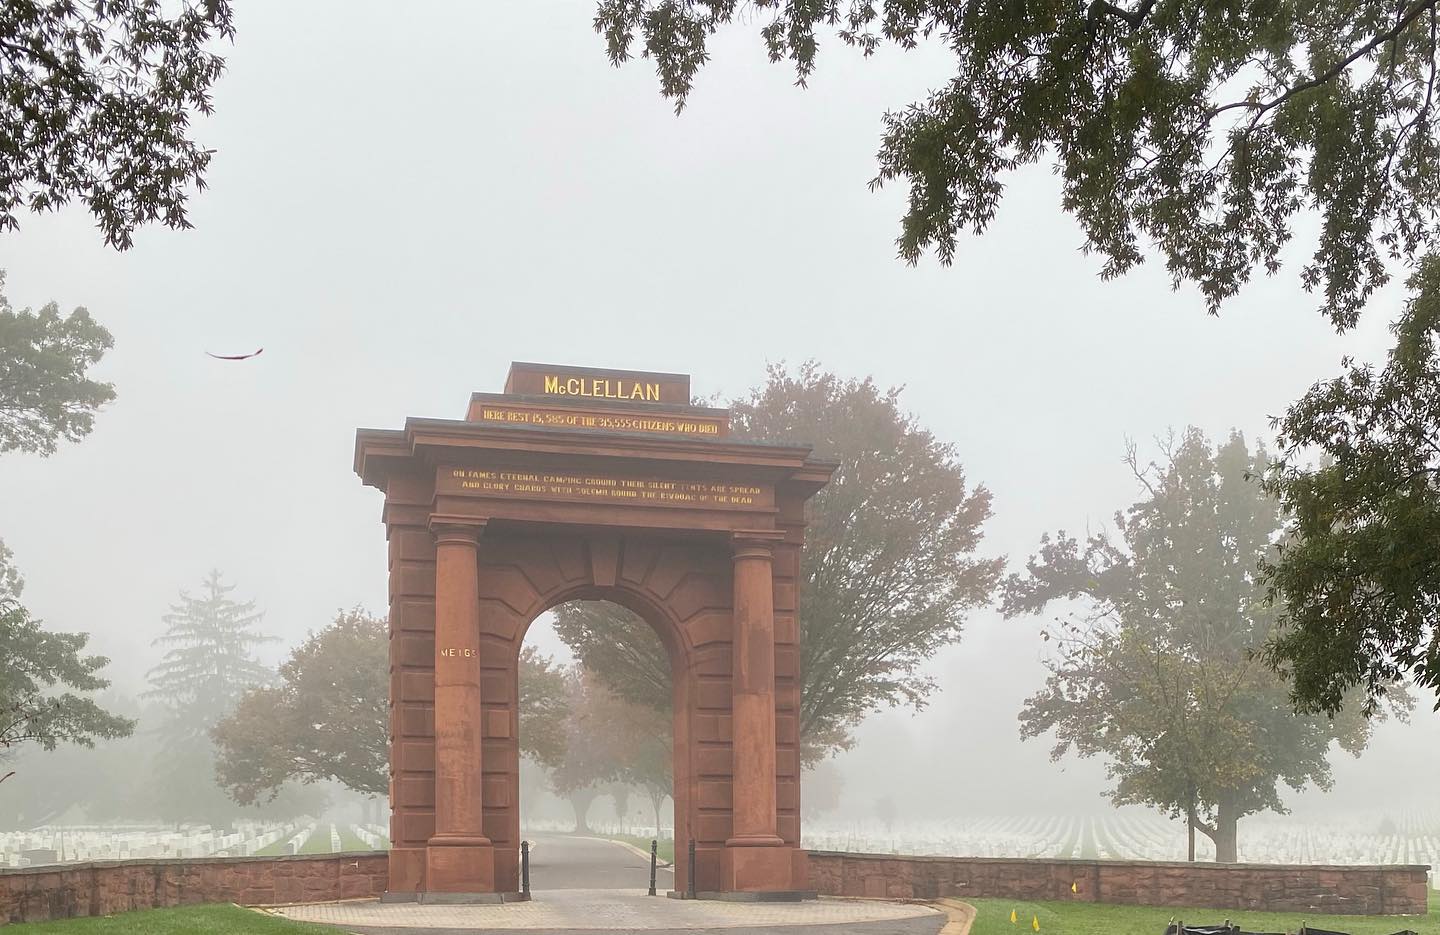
[296,824,335,855]
[968,897,1438,935]
[608,833,675,864]
[4,904,341,933]
[334,824,378,852]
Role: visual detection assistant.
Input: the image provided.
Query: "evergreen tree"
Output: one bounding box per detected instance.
[143,571,274,824]
[145,570,275,744]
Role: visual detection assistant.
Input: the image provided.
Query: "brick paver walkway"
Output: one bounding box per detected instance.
[267,888,944,934]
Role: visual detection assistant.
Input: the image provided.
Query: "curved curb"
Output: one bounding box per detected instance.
[569,835,676,869]
[932,897,976,935]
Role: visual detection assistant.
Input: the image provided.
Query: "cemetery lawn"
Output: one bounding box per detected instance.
[4,904,339,933]
[297,824,336,855]
[608,833,674,864]
[967,898,1438,935]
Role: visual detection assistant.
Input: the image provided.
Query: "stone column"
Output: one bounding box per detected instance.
[725,530,793,891]
[425,515,494,896]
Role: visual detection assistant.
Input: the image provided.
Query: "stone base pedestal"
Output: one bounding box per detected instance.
[424,841,495,894]
[387,847,426,894]
[721,844,806,892]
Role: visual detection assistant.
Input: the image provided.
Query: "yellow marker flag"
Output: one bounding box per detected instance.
[1010,909,1018,924]
[1032,915,1040,931]
[1071,881,1079,894]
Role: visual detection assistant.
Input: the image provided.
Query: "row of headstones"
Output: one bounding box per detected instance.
[800,819,1440,865]
[352,824,386,850]
[0,821,301,867]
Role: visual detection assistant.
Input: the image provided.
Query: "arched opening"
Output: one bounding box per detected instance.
[517,597,675,891]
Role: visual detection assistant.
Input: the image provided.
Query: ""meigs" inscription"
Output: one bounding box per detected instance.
[446,469,765,509]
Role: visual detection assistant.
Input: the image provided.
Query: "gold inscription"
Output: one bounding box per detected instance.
[542,375,661,401]
[477,405,720,436]
[439,648,475,657]
[448,469,763,508]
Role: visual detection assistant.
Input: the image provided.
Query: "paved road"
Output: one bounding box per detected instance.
[274,836,947,933]
[528,834,672,891]
[278,888,946,935]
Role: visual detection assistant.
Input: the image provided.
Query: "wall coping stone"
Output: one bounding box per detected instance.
[806,851,1432,872]
[0,851,383,877]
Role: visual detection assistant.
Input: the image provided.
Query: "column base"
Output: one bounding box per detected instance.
[721,843,805,892]
[418,891,507,905]
[425,837,495,893]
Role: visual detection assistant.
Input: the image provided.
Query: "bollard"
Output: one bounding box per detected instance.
[687,838,697,899]
[521,839,531,900]
[648,839,658,896]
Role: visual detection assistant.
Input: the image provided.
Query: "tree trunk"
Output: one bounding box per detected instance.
[1214,800,1239,863]
[569,790,597,834]
[1187,793,1197,862]
[650,790,665,840]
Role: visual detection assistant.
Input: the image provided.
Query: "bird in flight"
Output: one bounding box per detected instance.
[206,348,264,361]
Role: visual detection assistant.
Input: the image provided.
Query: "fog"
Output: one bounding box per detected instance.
[1,0,1436,863]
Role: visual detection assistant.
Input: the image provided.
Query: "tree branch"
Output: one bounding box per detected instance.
[1087,0,1157,30]
[1208,0,1440,123]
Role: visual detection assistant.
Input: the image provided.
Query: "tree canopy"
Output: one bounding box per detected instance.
[213,612,573,805]
[597,0,1440,324]
[0,272,114,457]
[517,645,572,771]
[213,609,389,803]
[1,0,234,248]
[0,596,135,783]
[1263,257,1440,715]
[556,363,1000,760]
[1002,429,1397,862]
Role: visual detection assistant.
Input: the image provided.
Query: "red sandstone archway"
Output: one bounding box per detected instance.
[355,364,833,901]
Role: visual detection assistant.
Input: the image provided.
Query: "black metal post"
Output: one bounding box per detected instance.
[521,839,531,900]
[687,838,697,898]
[648,839,658,896]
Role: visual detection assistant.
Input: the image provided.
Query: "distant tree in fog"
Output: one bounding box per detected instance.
[0,272,114,458]
[547,667,670,834]
[145,571,275,743]
[549,669,619,834]
[213,609,388,803]
[0,300,129,800]
[800,761,843,821]
[555,363,1001,761]
[141,571,274,824]
[0,598,134,788]
[1003,429,1406,863]
[874,795,897,834]
[213,613,571,805]
[517,646,571,771]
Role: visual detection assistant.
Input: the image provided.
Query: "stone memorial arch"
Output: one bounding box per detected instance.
[355,363,834,900]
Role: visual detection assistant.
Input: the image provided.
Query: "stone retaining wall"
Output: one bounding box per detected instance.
[0,852,387,924]
[2,849,1429,923]
[808,851,1430,916]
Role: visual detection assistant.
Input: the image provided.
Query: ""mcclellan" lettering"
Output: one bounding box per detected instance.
[543,375,661,401]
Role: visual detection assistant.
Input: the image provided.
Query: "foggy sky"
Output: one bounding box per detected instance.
[0,0,1434,820]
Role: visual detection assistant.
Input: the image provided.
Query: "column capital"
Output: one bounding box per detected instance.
[731,529,785,560]
[429,514,487,546]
